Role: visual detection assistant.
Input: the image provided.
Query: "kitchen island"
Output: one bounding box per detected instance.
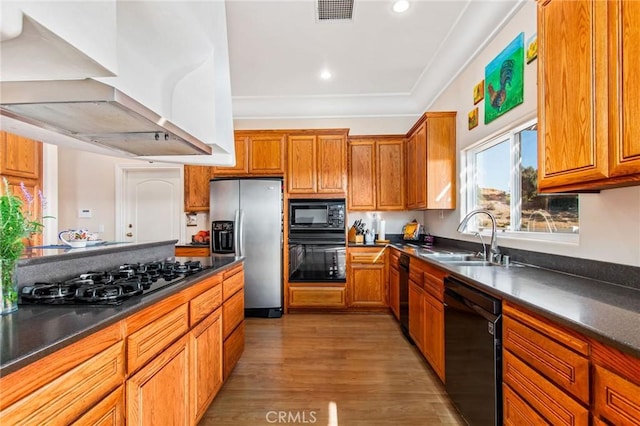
[1,240,245,425]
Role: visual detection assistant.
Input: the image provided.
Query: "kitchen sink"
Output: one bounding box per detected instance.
[441,260,498,266]
[419,252,481,262]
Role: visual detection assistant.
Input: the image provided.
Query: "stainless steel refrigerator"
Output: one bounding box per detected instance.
[209,178,283,318]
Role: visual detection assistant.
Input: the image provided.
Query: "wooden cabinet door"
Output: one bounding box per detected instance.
[127,335,190,426]
[71,385,125,426]
[538,0,609,191]
[223,321,245,380]
[609,0,640,177]
[414,122,427,209]
[348,139,376,210]
[3,176,42,246]
[287,135,317,193]
[389,266,400,320]
[376,138,405,210]
[249,134,285,175]
[423,293,444,382]
[212,136,249,176]
[0,131,41,180]
[406,133,417,209]
[408,282,424,352]
[425,114,456,209]
[348,263,387,307]
[190,308,223,424]
[317,134,346,194]
[184,165,213,212]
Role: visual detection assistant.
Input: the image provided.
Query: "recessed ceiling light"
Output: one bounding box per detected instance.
[392,0,410,13]
[320,69,332,80]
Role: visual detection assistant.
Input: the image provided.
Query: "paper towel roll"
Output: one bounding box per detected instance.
[378,220,386,241]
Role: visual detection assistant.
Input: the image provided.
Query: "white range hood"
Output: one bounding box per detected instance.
[0,1,235,166]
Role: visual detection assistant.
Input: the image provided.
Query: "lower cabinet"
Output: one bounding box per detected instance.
[190,308,223,424]
[0,340,125,426]
[71,385,125,426]
[224,321,246,380]
[422,292,444,382]
[126,335,191,426]
[502,301,590,426]
[347,247,388,308]
[408,281,424,352]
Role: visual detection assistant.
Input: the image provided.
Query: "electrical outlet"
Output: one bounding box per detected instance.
[98,224,105,232]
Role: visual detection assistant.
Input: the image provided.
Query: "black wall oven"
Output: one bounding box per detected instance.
[288,199,346,283]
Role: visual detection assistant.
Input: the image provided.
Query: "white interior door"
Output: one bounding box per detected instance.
[123,168,182,243]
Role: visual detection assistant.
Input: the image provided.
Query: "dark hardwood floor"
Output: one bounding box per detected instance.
[201,313,464,425]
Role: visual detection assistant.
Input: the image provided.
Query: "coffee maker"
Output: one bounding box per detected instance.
[211,220,235,254]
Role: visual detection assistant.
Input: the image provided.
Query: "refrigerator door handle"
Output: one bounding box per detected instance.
[235,209,245,257]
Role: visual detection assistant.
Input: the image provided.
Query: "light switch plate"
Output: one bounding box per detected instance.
[78,209,92,218]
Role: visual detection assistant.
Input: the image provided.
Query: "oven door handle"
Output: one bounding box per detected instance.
[288,239,346,245]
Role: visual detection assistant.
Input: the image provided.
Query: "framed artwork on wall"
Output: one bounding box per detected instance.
[526,33,538,64]
[473,80,484,104]
[468,108,478,130]
[484,32,524,124]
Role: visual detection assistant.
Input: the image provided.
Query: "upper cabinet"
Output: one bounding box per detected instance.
[287,131,347,197]
[184,165,213,212]
[348,136,405,211]
[405,112,456,210]
[213,132,286,177]
[0,131,43,245]
[538,0,640,192]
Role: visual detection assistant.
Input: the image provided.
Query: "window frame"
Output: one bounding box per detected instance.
[461,117,579,244]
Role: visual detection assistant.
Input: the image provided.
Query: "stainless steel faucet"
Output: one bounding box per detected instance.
[457,209,500,262]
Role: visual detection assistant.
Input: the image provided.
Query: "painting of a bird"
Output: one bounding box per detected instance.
[488,59,514,110]
[484,33,524,124]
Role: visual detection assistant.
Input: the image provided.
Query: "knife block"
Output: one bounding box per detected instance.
[348,226,362,243]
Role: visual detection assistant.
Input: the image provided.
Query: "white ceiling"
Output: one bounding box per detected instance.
[226,0,526,120]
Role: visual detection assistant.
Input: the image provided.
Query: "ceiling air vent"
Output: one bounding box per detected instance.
[316,0,354,21]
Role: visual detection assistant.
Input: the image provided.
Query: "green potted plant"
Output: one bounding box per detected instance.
[1,179,45,314]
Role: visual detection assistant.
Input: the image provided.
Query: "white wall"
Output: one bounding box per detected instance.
[424,1,640,267]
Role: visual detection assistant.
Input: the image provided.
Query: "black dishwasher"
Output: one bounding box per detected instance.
[444,276,502,425]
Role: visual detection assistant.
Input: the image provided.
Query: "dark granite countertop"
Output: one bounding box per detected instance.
[1,256,244,376]
[390,243,640,359]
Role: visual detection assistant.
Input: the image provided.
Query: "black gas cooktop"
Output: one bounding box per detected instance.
[20,260,208,306]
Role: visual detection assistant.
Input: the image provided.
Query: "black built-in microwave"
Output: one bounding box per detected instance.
[288,199,345,238]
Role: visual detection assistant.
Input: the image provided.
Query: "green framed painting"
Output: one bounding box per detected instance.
[484,32,524,124]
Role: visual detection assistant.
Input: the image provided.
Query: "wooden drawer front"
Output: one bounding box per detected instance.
[503,316,589,403]
[593,365,640,426]
[503,351,588,426]
[71,385,124,426]
[503,301,589,356]
[223,263,243,280]
[288,286,346,308]
[349,249,386,264]
[389,249,400,267]
[175,246,210,257]
[127,304,189,374]
[422,271,443,301]
[0,322,123,410]
[503,384,550,426]
[224,321,245,380]
[223,290,244,339]
[190,283,222,327]
[409,265,423,287]
[223,269,244,301]
[0,342,124,426]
